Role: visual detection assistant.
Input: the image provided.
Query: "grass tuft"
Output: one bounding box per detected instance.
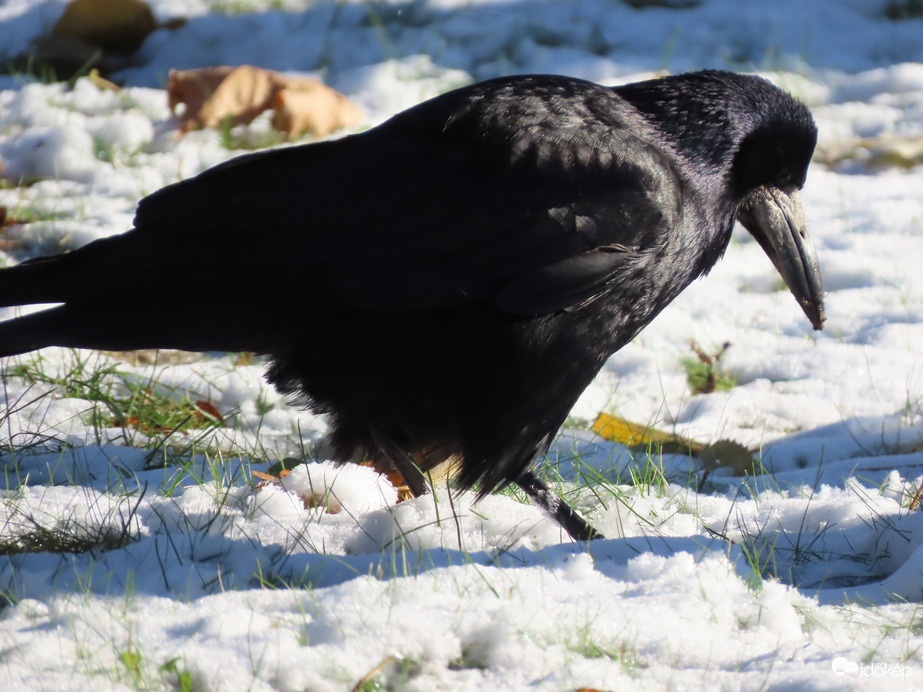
[7,351,224,438]
[681,341,736,394]
[159,658,196,692]
[0,486,145,557]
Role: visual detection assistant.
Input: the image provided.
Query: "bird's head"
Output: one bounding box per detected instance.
[731,89,825,331]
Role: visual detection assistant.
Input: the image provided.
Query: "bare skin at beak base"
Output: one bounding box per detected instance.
[738,186,826,331]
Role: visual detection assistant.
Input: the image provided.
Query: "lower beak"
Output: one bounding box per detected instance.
[738,187,825,330]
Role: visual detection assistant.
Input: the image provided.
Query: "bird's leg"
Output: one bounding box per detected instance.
[516,471,605,541]
[370,433,431,497]
[389,451,431,498]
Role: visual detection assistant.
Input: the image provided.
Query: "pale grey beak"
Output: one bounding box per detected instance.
[738,186,825,330]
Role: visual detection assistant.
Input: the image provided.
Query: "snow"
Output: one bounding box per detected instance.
[1,0,923,689]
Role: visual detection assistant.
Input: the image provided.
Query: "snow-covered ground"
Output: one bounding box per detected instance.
[1,0,923,690]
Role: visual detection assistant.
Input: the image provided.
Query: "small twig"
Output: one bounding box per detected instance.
[351,655,400,692]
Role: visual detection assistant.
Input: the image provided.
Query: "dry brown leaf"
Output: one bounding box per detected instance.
[233,352,255,367]
[168,65,362,137]
[169,65,277,132]
[251,467,291,488]
[361,460,413,502]
[168,66,235,114]
[194,400,223,421]
[52,0,158,54]
[195,65,276,130]
[272,80,363,138]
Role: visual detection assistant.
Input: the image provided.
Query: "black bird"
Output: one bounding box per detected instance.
[0,70,824,541]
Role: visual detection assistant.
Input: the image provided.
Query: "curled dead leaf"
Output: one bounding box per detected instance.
[170,65,276,132]
[272,80,363,138]
[251,471,276,484]
[168,65,362,138]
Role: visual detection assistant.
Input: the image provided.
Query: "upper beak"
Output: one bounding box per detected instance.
[738,186,825,330]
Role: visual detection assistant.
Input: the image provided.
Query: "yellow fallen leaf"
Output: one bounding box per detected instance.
[593,412,760,476]
[592,412,705,454]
